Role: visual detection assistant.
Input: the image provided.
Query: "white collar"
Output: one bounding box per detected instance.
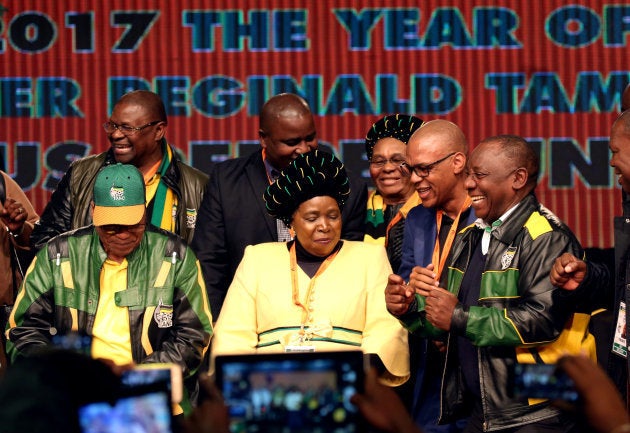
[474,202,520,231]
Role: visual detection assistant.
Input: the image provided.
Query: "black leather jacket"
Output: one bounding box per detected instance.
[401,194,594,431]
[576,192,630,400]
[31,141,208,250]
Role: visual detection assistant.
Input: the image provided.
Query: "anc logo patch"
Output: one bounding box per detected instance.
[501,246,517,270]
[153,298,173,328]
[186,208,197,228]
[110,186,125,200]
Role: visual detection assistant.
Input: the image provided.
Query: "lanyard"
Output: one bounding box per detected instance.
[384,211,403,248]
[431,196,472,281]
[261,148,276,185]
[289,242,339,329]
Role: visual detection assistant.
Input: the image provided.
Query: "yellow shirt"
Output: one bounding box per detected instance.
[91,258,133,365]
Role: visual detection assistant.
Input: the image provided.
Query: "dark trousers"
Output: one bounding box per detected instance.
[463,401,582,433]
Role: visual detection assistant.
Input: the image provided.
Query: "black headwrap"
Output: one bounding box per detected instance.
[364,114,424,160]
[263,150,350,226]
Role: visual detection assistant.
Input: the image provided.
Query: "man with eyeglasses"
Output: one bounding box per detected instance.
[7,164,213,416]
[31,90,208,250]
[191,93,366,319]
[384,119,474,433]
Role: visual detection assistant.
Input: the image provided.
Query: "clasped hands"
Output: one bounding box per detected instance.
[385,263,458,331]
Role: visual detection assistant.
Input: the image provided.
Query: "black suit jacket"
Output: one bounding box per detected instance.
[191,149,367,319]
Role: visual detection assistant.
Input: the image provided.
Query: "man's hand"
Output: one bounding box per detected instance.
[425,287,458,331]
[385,274,414,317]
[550,253,587,291]
[351,368,421,433]
[408,263,439,297]
[182,374,230,433]
[0,198,28,235]
[558,354,629,433]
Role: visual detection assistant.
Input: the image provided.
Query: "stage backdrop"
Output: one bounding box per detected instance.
[1,0,628,248]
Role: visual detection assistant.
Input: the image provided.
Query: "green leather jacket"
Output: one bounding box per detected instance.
[400,194,594,431]
[7,225,213,414]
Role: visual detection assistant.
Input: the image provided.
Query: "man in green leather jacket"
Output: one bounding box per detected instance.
[387,135,594,432]
[6,164,213,416]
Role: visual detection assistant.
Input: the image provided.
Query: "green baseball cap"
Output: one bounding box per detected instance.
[92,163,146,226]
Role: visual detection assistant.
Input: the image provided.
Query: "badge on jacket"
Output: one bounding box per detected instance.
[501,246,517,270]
[154,298,173,328]
[186,208,197,229]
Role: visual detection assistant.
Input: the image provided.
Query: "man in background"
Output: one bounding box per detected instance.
[31,90,208,249]
[191,93,366,319]
[550,108,630,403]
[0,171,39,372]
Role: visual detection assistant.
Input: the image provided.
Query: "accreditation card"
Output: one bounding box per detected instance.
[613,301,627,358]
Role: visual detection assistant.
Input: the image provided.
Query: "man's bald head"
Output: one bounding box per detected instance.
[613,109,630,134]
[115,90,167,124]
[405,119,469,216]
[260,93,312,132]
[610,110,630,193]
[258,93,317,169]
[408,119,468,155]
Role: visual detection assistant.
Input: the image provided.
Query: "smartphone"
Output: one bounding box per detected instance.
[121,363,183,404]
[512,363,579,402]
[214,350,365,433]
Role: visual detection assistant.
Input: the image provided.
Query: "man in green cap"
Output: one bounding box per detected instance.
[5,163,213,416]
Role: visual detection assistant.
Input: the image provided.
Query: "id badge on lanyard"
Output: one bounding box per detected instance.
[284,345,316,353]
[613,301,627,358]
[283,331,316,352]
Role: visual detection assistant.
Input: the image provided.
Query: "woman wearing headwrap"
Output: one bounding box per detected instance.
[211,150,409,386]
[364,114,423,273]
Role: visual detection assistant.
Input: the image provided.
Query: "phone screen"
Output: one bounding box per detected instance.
[121,363,182,404]
[512,363,579,402]
[215,351,364,433]
[78,390,172,433]
[51,332,92,355]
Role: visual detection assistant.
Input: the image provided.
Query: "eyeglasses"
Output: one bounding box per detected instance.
[100,223,146,235]
[402,152,456,177]
[103,120,161,136]
[369,156,407,168]
[466,167,520,182]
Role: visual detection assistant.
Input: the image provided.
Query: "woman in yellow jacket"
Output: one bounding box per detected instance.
[211,150,409,387]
